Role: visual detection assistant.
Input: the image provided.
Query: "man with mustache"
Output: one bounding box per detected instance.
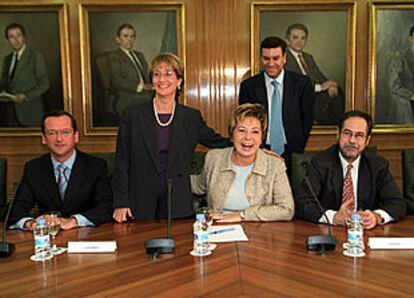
[295,110,406,229]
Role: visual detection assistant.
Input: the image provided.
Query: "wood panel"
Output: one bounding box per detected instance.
[1,0,413,198]
[1,218,414,296]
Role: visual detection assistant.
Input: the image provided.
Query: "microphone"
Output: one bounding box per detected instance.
[0,183,19,258]
[301,161,336,255]
[145,178,175,257]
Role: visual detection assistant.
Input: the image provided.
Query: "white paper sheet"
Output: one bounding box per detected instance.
[208,224,248,242]
[67,241,117,253]
[368,237,414,249]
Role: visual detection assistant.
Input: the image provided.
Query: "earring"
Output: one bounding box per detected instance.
[177,85,181,91]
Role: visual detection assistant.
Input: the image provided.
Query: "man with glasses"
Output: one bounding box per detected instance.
[9,110,113,230]
[295,110,406,229]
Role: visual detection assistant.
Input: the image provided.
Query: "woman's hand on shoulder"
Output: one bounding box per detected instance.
[262,148,284,161]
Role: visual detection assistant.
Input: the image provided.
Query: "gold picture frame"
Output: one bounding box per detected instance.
[0,2,71,136]
[79,1,186,136]
[251,0,356,134]
[368,2,414,133]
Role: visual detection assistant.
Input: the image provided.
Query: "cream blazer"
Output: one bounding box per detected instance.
[191,147,294,221]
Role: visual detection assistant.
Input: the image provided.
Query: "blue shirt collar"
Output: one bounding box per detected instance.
[51,150,77,171]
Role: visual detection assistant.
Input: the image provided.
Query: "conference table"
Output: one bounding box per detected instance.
[1,217,413,297]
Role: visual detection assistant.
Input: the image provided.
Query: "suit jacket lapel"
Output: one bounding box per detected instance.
[357,155,371,209]
[13,48,29,83]
[282,71,294,118]
[40,155,63,207]
[331,153,343,208]
[167,104,184,173]
[139,103,160,172]
[257,73,269,111]
[64,154,86,203]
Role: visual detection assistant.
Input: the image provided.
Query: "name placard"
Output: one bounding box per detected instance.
[67,241,117,253]
[368,237,414,249]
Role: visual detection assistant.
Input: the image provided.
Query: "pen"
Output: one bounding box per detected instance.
[208,227,236,235]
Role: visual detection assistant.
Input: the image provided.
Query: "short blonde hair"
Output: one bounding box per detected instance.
[150,52,183,79]
[228,103,267,142]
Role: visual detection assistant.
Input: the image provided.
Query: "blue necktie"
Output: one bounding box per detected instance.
[57,164,68,200]
[270,80,285,155]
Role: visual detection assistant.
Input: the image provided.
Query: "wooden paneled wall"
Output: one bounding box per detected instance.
[1,0,413,198]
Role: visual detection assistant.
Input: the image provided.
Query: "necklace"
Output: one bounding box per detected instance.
[153,98,176,127]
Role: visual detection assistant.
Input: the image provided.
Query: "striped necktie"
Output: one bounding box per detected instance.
[57,164,68,200]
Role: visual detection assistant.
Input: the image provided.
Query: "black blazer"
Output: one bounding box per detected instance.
[9,151,113,226]
[239,70,315,153]
[113,101,231,220]
[295,144,406,222]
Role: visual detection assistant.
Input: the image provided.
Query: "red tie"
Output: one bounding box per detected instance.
[342,164,355,210]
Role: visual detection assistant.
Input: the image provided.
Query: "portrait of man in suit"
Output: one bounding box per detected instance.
[386,25,414,124]
[0,23,50,127]
[108,23,152,117]
[373,9,414,125]
[285,23,345,125]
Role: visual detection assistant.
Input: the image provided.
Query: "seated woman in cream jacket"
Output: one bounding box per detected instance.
[191,103,294,222]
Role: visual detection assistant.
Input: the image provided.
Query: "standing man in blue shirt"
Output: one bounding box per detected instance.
[9,110,113,230]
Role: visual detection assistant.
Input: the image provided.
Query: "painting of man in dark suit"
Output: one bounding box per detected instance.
[0,23,49,127]
[373,8,414,125]
[94,23,152,126]
[387,25,414,124]
[285,23,345,125]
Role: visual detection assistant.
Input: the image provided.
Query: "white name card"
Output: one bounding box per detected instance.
[368,237,414,249]
[67,241,117,253]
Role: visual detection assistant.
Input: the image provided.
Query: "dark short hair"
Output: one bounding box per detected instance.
[228,103,268,142]
[260,36,287,55]
[116,23,135,37]
[5,23,26,39]
[41,110,78,134]
[285,23,309,39]
[338,110,373,136]
[410,25,414,37]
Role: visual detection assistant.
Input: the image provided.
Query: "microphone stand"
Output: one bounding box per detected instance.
[145,178,175,258]
[0,183,19,258]
[301,162,336,255]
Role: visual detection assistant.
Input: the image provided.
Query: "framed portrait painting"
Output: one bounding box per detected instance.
[251,1,356,132]
[79,2,185,135]
[369,2,414,132]
[0,3,71,135]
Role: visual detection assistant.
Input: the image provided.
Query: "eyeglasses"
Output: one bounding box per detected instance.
[45,129,73,138]
[152,70,176,79]
[340,129,366,141]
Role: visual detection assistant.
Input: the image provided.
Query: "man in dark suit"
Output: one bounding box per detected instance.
[285,23,345,125]
[9,110,113,230]
[0,23,49,127]
[107,23,152,118]
[239,36,315,173]
[295,110,406,229]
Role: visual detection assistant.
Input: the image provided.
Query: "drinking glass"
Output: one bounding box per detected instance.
[197,207,213,230]
[45,211,66,255]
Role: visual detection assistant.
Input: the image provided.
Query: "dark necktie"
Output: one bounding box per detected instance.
[342,164,355,210]
[57,164,68,200]
[9,53,19,82]
[129,50,144,77]
[298,53,310,75]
